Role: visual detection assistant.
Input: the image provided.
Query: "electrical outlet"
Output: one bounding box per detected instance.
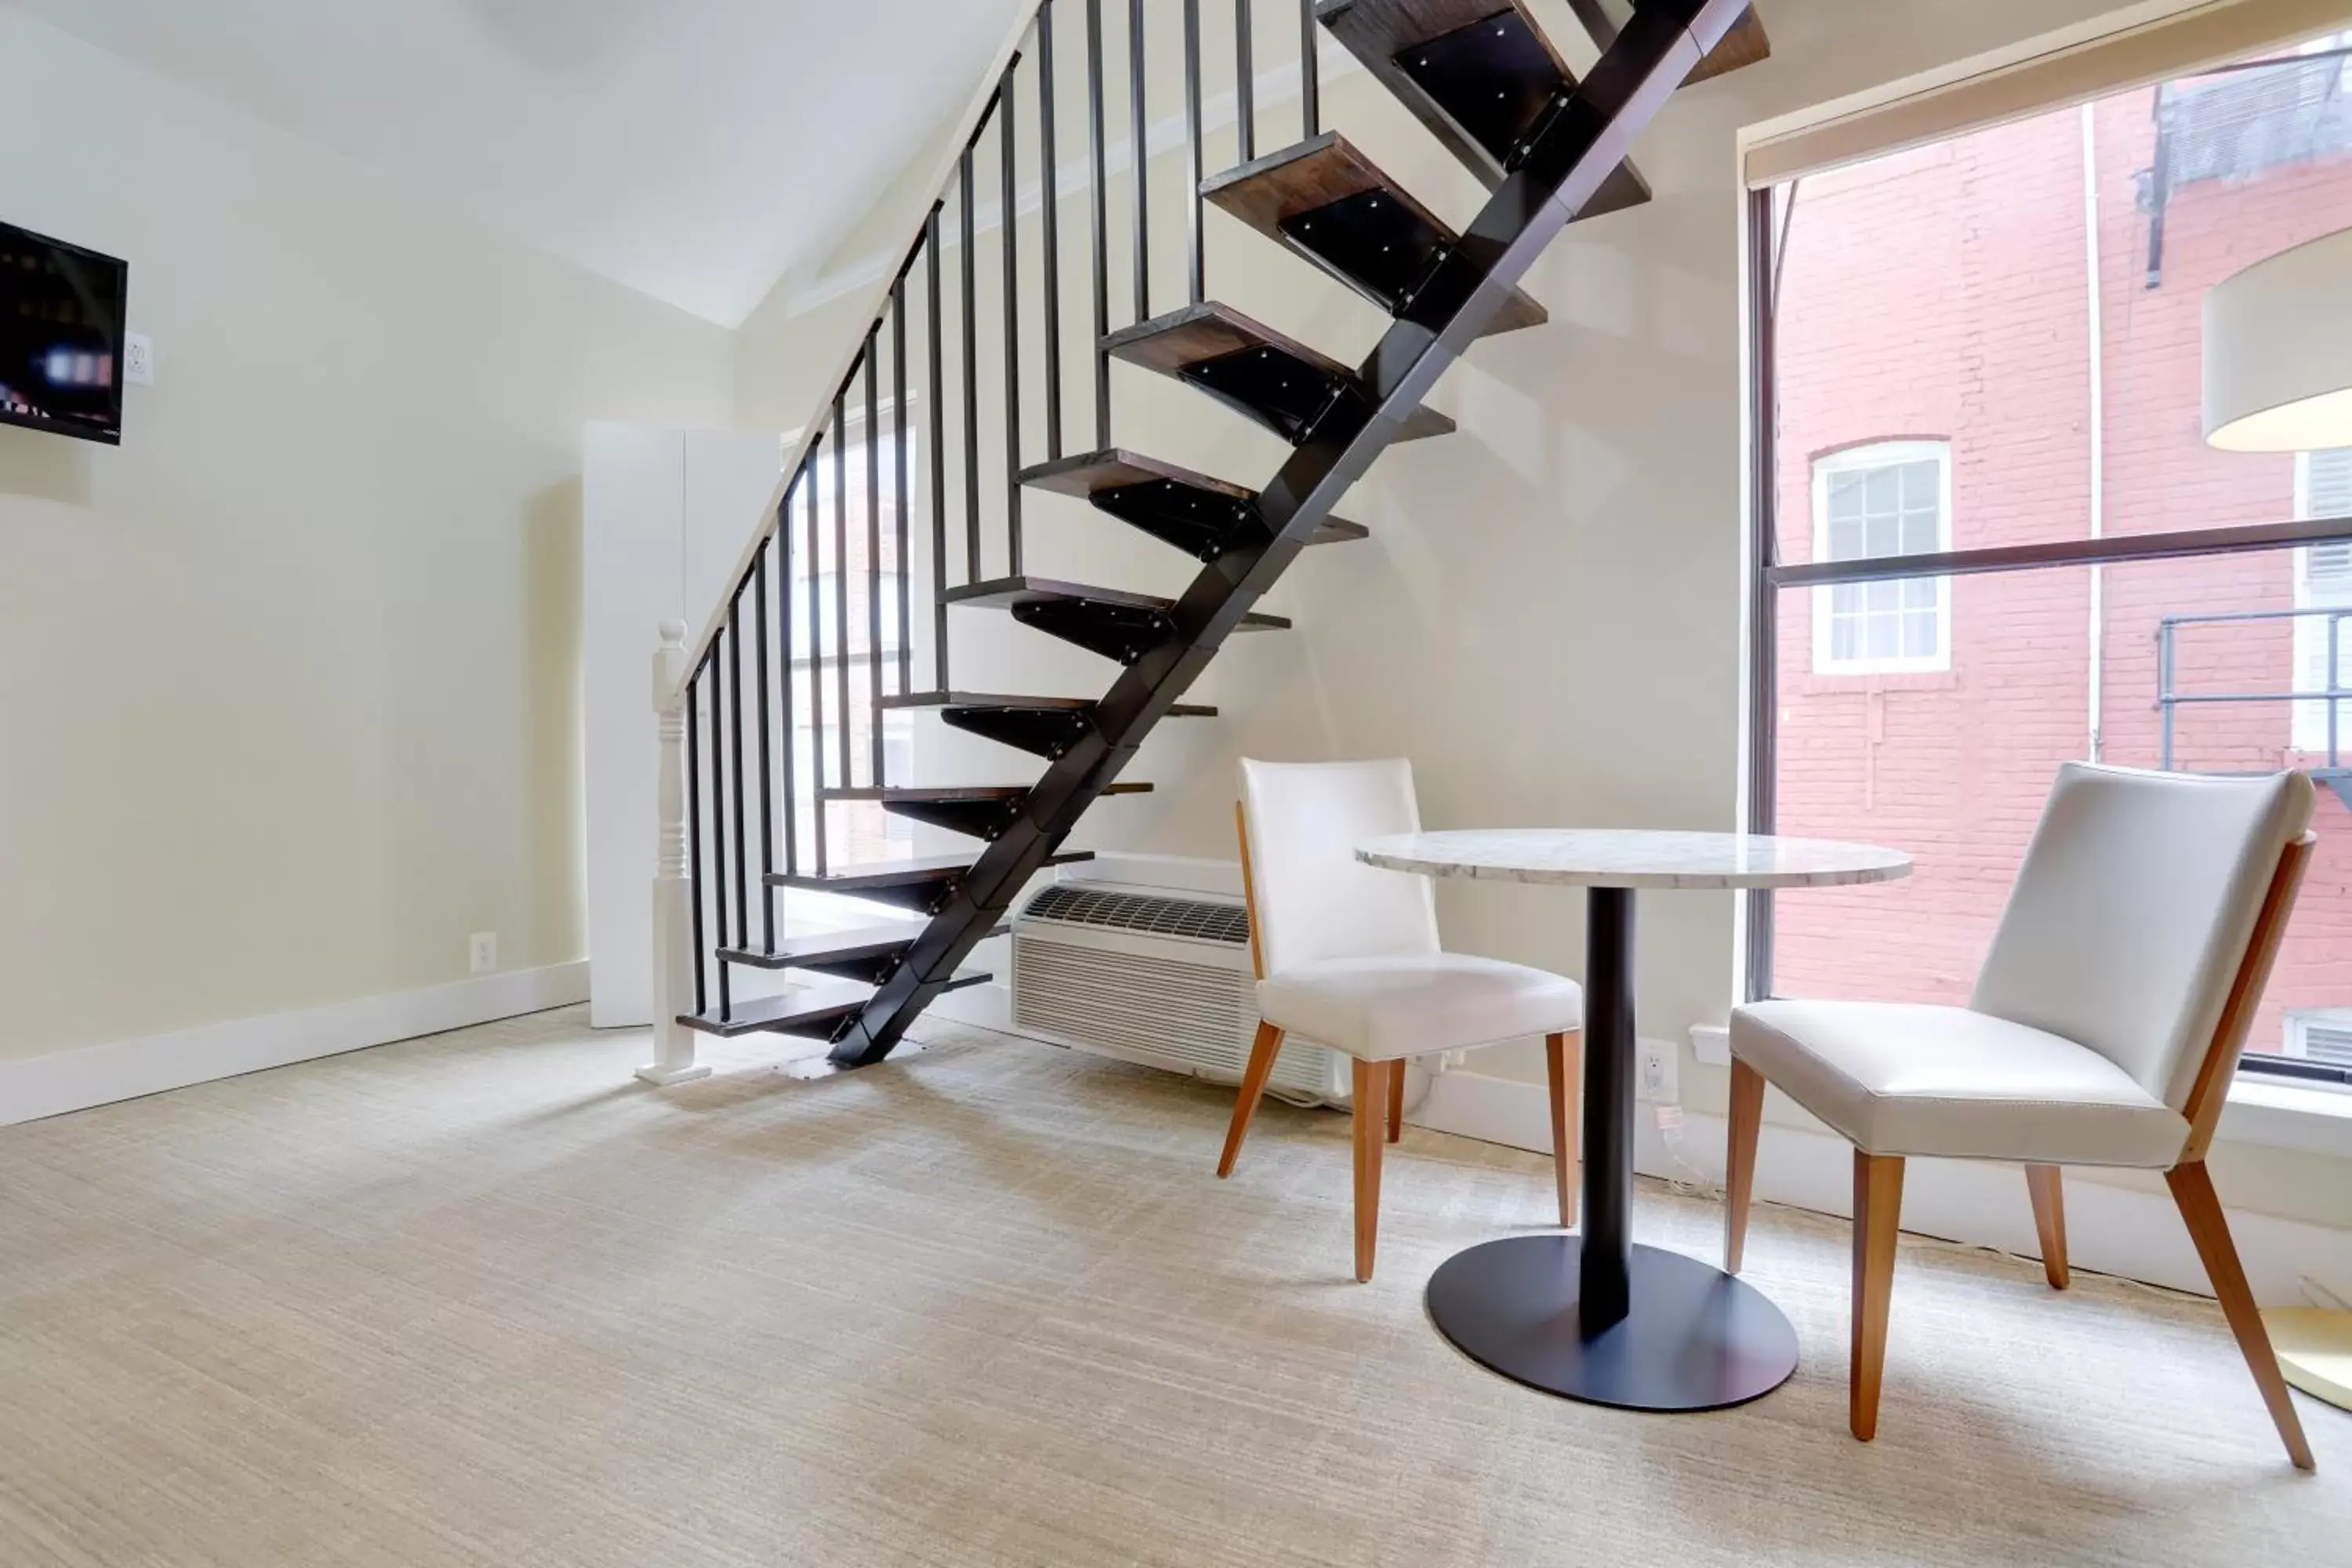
[469,931,498,975]
[1635,1036,1679,1105]
[124,333,154,386]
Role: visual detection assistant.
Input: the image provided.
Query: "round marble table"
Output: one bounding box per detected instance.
[1356,829,1911,1413]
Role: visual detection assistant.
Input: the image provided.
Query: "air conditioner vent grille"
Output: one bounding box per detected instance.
[1021,885,1250,946]
[2305,1025,2352,1067]
[1011,935,1330,1095]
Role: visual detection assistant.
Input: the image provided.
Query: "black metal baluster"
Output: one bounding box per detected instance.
[927,212,949,691]
[805,433,828,877]
[779,470,799,879]
[685,664,706,1018]
[727,590,749,960]
[893,278,913,695]
[960,151,982,584]
[1000,67,1025,576]
[833,389,851,794]
[710,626,732,1023]
[1235,0,1254,161]
[1184,0,1203,304]
[1129,0,1149,323]
[754,546,775,952]
[1087,0,1112,445]
[1298,0,1317,137]
[1039,5,1064,463]
[865,332,885,786]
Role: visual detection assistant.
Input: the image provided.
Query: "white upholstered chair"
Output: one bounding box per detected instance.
[1220,758,1585,1283]
[1726,762,2319,1468]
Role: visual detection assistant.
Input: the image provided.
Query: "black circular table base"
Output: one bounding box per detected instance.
[1427,1236,1799,1412]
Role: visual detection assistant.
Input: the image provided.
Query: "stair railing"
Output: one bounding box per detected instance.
[644,0,1329,1074]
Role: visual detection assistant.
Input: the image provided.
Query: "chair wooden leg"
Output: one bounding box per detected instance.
[2025,1164,2070,1290]
[1545,1031,1581,1229]
[2166,1160,2316,1471]
[1851,1150,1906,1443]
[1386,1055,1406,1144]
[1352,1059,1389,1283]
[1724,1056,1766,1273]
[1218,1021,1284,1178]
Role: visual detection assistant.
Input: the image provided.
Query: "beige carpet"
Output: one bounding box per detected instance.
[0,1007,2343,1566]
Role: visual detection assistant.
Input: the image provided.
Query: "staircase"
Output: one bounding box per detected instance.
[649,0,1770,1076]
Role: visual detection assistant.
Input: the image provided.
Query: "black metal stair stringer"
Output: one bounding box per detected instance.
[831,0,1749,1069]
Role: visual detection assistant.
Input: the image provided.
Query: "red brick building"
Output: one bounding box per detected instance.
[1768,60,2352,1067]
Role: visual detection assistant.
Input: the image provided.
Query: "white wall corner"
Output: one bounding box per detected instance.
[0,963,589,1128]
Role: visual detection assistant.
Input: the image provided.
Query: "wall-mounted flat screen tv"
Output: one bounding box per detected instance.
[1,221,129,446]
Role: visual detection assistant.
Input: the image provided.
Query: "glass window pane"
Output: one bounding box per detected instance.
[1864,466,1900,517]
[1865,579,1900,614]
[1773,60,2352,561]
[1830,517,1863,561]
[1902,576,1938,609]
[1900,504,1940,555]
[1829,472,1864,518]
[1899,460,1939,510]
[1777,552,2352,1070]
[1831,616,1857,660]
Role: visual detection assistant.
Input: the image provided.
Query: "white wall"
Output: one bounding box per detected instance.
[0,13,737,1065]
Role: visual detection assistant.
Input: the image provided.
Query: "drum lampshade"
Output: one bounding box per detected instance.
[2203,227,2352,453]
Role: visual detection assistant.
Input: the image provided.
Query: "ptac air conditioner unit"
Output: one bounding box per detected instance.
[1009,883,1349,1102]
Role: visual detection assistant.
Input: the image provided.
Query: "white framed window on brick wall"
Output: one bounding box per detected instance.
[2292,448,2352,756]
[1810,440,1953,674]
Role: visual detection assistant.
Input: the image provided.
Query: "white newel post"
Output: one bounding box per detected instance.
[638,619,712,1085]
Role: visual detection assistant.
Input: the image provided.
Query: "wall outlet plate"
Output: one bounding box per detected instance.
[1690,1023,1731,1067]
[1635,1036,1679,1105]
[469,931,498,975]
[124,333,154,387]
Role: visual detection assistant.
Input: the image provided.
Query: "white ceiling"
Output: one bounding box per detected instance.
[16,0,1029,325]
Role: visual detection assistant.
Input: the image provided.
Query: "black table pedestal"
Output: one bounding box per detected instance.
[1424,885,1799,1412]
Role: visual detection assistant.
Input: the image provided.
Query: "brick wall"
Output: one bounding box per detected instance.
[1770,89,2352,1058]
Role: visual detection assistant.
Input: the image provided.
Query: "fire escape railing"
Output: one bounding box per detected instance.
[2158,606,2352,795]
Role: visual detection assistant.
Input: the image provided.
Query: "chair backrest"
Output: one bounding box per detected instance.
[1236,758,1440,975]
[1969,762,2316,1112]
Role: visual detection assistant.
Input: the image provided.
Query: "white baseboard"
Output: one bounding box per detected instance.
[1408,1068,2352,1308]
[0,961,590,1128]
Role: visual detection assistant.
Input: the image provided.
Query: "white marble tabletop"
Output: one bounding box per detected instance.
[1355,829,1912,891]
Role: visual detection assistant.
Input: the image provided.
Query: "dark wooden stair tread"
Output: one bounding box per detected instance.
[766,850,1093,891]
[1018,448,1370,545]
[945,574,1295,630]
[1102,303,1456,444]
[1687,9,1771,82]
[820,782,1152,802]
[718,919,1009,972]
[879,690,1215,717]
[679,971,987,1039]
[1316,0,1647,215]
[1201,132,1546,334]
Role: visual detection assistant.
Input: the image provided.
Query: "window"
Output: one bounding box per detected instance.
[789,418,920,859]
[2286,1010,2352,1069]
[1810,441,1951,673]
[2292,449,2352,757]
[1750,37,2352,1088]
